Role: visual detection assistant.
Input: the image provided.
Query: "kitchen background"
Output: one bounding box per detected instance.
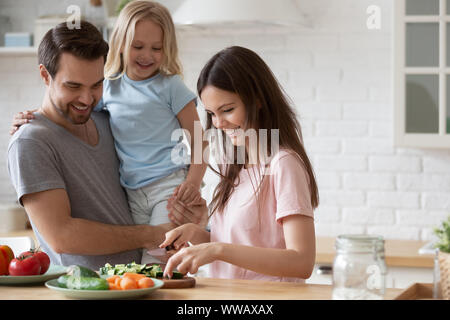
[0,0,449,242]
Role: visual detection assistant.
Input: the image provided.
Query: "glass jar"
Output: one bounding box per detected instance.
[332,234,387,300]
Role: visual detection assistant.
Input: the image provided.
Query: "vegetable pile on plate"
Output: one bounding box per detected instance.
[105,273,154,290]
[57,265,109,290]
[56,264,155,291]
[0,245,50,276]
[99,262,184,279]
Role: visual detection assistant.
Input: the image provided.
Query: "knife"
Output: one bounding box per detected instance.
[146,241,192,256]
[146,244,175,256]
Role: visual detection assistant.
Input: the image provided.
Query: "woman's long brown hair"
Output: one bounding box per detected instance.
[198,46,319,215]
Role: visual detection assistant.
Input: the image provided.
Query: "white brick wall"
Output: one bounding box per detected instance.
[0,0,449,241]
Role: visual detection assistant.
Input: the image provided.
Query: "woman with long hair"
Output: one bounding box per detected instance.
[161,46,319,282]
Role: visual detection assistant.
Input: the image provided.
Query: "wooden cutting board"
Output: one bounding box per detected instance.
[160,276,196,289]
[148,263,196,289]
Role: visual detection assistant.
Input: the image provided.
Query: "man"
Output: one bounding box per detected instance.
[7,20,203,270]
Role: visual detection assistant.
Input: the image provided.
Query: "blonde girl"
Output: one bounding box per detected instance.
[161,46,319,282]
[100,0,208,263]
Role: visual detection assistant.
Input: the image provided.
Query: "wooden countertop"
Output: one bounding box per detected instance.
[0,230,434,268]
[0,277,402,300]
[316,237,434,268]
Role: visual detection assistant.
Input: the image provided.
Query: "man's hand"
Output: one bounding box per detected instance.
[172,181,202,206]
[22,188,169,255]
[10,110,36,135]
[167,196,208,227]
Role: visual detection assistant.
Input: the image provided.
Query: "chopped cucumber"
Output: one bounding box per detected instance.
[99,262,184,278]
[66,276,109,290]
[67,265,99,278]
[57,275,70,288]
[170,271,184,279]
[58,266,107,290]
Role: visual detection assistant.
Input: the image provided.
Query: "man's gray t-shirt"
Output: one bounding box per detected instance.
[7,111,141,270]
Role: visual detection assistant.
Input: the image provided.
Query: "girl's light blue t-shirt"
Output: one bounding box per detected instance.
[95,73,197,189]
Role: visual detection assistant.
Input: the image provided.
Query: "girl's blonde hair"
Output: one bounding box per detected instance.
[105,0,182,80]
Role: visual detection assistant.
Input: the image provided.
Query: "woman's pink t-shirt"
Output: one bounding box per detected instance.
[209,149,314,282]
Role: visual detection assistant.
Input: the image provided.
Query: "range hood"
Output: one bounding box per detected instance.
[172,0,308,27]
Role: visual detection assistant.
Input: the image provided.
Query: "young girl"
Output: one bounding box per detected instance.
[160,46,319,282]
[11,1,207,264]
[102,1,209,263]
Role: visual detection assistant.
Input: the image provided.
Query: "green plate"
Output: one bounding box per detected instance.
[45,278,164,299]
[0,264,68,285]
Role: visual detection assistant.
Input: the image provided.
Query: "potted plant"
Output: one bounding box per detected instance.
[434,215,450,300]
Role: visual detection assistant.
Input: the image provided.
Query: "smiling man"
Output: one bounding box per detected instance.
[6,21,198,270]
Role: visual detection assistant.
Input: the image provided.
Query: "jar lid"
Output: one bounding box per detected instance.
[335,234,385,253]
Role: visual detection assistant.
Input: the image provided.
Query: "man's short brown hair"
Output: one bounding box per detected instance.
[38,20,109,78]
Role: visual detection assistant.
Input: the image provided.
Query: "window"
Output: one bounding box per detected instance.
[395,0,450,148]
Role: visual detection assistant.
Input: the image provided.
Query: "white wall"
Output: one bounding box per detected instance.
[0,0,449,241]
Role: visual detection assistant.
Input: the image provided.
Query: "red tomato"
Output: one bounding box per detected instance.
[0,245,15,275]
[19,249,50,275]
[8,255,41,276]
[33,251,50,274]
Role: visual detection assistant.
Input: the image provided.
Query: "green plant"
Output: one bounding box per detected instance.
[434,215,450,253]
[116,0,133,15]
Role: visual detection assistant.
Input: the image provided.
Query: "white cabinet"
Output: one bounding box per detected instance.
[394,0,450,148]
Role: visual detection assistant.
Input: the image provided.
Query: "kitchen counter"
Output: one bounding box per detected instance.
[1,229,431,291]
[316,237,434,268]
[0,277,402,300]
